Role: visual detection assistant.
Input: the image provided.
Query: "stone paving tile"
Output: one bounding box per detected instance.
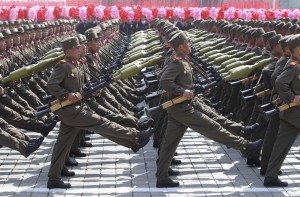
[1,126,300,196]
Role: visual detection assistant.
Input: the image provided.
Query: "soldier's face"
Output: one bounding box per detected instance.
[0,40,6,51]
[178,40,191,55]
[88,40,99,52]
[24,33,30,42]
[5,37,12,48]
[67,46,81,60]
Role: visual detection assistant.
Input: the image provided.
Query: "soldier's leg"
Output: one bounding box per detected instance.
[0,128,28,155]
[70,131,85,153]
[172,103,247,151]
[0,103,45,133]
[265,119,299,179]
[106,84,134,109]
[48,123,81,180]
[6,87,34,111]
[88,99,137,128]
[101,90,135,116]
[156,114,187,181]
[27,77,47,102]
[14,83,43,109]
[58,105,138,148]
[192,99,243,136]
[260,114,280,170]
[0,94,35,118]
[0,118,30,141]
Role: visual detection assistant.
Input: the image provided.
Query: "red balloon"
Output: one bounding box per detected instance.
[166,8,174,20]
[37,7,46,21]
[53,6,62,19]
[69,7,79,19]
[152,7,158,18]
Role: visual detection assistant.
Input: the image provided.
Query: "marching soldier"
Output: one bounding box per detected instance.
[264,35,300,187]
[46,37,153,189]
[156,31,263,188]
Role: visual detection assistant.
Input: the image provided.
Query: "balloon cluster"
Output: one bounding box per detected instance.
[1,5,300,22]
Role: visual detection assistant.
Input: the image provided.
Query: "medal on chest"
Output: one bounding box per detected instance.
[183,62,190,74]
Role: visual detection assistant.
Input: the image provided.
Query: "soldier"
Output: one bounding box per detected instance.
[263,35,300,187]
[156,31,263,188]
[46,37,153,189]
[260,35,291,176]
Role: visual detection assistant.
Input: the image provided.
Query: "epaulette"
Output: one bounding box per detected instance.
[290,61,298,67]
[59,59,68,63]
[173,55,189,62]
[274,56,279,61]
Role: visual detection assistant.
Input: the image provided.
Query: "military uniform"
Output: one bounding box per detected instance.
[156,32,262,187]
[264,43,300,187]
[0,117,44,157]
[46,37,152,189]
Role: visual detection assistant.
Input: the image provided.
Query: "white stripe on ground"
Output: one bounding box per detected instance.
[1,187,299,194]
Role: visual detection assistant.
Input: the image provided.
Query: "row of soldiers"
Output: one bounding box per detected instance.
[143,17,300,188]
[1,17,160,189]
[2,15,300,189]
[0,20,78,157]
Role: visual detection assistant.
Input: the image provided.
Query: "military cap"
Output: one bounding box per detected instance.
[17,27,24,34]
[262,31,277,43]
[286,34,300,51]
[295,26,300,34]
[275,22,285,30]
[168,31,189,49]
[251,28,265,39]
[22,25,30,31]
[0,33,6,40]
[279,35,290,49]
[61,37,81,51]
[282,22,293,30]
[289,25,299,33]
[0,21,3,26]
[29,24,35,30]
[76,34,87,44]
[84,29,99,42]
[267,34,282,48]
[10,28,19,34]
[2,21,8,26]
[1,29,11,37]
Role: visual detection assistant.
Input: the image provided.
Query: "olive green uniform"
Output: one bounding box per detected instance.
[47,57,140,180]
[156,54,247,182]
[265,56,300,179]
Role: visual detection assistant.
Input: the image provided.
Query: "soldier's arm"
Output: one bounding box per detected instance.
[47,63,68,100]
[159,61,185,96]
[275,66,297,103]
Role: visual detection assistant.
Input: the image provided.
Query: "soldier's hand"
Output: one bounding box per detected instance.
[293,95,300,105]
[183,89,194,100]
[67,93,79,103]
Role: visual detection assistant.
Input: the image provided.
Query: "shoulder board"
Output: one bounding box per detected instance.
[290,61,298,67]
[173,56,183,61]
[86,52,92,55]
[274,56,279,61]
[59,59,68,63]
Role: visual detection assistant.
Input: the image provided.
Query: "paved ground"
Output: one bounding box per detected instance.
[1,123,300,197]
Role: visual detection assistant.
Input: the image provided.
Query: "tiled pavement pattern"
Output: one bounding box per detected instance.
[1,125,300,197]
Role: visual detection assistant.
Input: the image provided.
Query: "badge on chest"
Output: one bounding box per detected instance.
[183,62,190,74]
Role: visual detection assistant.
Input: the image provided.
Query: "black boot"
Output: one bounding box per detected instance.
[79,140,92,147]
[171,158,181,165]
[41,121,57,137]
[264,177,288,187]
[156,178,180,188]
[61,166,75,177]
[242,139,263,158]
[168,168,180,176]
[246,158,261,167]
[69,149,87,157]
[47,179,71,189]
[65,157,78,167]
[23,137,44,158]
[242,123,259,139]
